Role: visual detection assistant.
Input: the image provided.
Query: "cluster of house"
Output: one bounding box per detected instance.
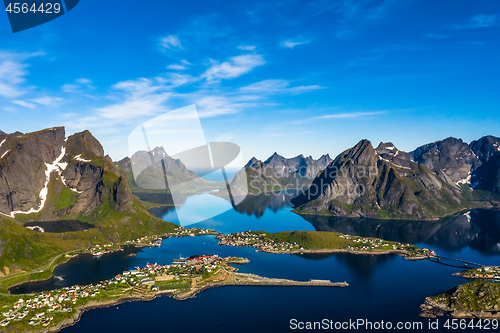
[346,237,392,251]
[1,284,104,328]
[89,243,125,257]
[1,255,230,329]
[339,234,422,253]
[86,227,217,258]
[163,227,217,238]
[465,266,500,280]
[217,231,304,252]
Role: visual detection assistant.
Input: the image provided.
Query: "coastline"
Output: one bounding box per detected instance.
[292,202,500,222]
[244,247,428,261]
[25,271,348,333]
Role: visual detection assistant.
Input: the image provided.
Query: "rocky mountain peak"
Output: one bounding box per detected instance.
[245,157,260,168]
[264,152,284,165]
[470,135,500,163]
[338,139,378,166]
[376,142,398,153]
[66,130,104,159]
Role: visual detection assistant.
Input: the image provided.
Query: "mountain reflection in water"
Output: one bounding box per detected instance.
[302,209,500,255]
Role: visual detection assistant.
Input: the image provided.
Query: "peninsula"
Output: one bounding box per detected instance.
[216,230,432,259]
[0,255,347,331]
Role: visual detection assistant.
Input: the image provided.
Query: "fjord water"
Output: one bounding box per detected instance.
[16,192,500,332]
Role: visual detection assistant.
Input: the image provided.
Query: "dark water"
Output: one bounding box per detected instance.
[15,193,500,333]
[23,220,94,233]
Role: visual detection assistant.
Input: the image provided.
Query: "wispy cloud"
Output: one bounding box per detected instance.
[311,110,390,120]
[0,51,43,99]
[237,45,256,51]
[167,64,187,70]
[11,100,36,109]
[461,41,486,46]
[450,14,497,29]
[62,78,95,94]
[159,35,182,50]
[202,54,265,83]
[95,78,171,121]
[30,96,63,106]
[424,33,448,39]
[280,39,310,49]
[240,79,324,94]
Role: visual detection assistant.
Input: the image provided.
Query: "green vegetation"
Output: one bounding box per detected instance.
[430,281,500,313]
[218,230,430,258]
[54,186,78,212]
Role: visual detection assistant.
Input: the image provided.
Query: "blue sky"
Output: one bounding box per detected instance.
[0,0,499,162]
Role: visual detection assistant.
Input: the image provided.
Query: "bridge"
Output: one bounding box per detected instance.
[427,255,484,269]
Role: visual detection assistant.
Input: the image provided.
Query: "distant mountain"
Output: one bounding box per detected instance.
[0,130,5,135]
[317,154,333,169]
[114,146,218,200]
[229,152,333,194]
[115,146,200,190]
[292,136,500,220]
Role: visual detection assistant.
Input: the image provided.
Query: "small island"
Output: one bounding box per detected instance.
[0,254,347,331]
[217,230,431,260]
[420,281,500,319]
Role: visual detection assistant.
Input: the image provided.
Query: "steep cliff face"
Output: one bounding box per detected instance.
[408,137,477,188]
[469,136,500,193]
[0,127,66,215]
[292,140,468,219]
[0,128,132,219]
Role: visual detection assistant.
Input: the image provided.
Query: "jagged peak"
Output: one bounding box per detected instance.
[376,142,397,151]
[66,130,104,158]
[264,152,285,164]
[245,157,260,168]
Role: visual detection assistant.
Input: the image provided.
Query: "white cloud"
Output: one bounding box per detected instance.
[202,54,265,83]
[30,96,63,106]
[470,14,496,28]
[160,35,182,50]
[62,78,95,93]
[77,78,93,85]
[167,64,187,70]
[95,78,171,121]
[0,53,31,99]
[240,79,324,94]
[450,14,497,29]
[11,100,36,109]
[237,45,256,51]
[280,39,310,49]
[312,111,389,120]
[424,33,448,39]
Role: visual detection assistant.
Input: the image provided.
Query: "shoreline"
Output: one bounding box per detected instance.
[28,272,348,333]
[247,247,428,261]
[4,232,220,294]
[293,203,500,222]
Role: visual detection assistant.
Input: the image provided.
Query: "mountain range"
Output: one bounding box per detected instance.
[292,136,500,219]
[227,153,332,195]
[0,127,177,275]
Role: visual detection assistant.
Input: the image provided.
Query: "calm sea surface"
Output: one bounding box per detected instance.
[13,193,500,332]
